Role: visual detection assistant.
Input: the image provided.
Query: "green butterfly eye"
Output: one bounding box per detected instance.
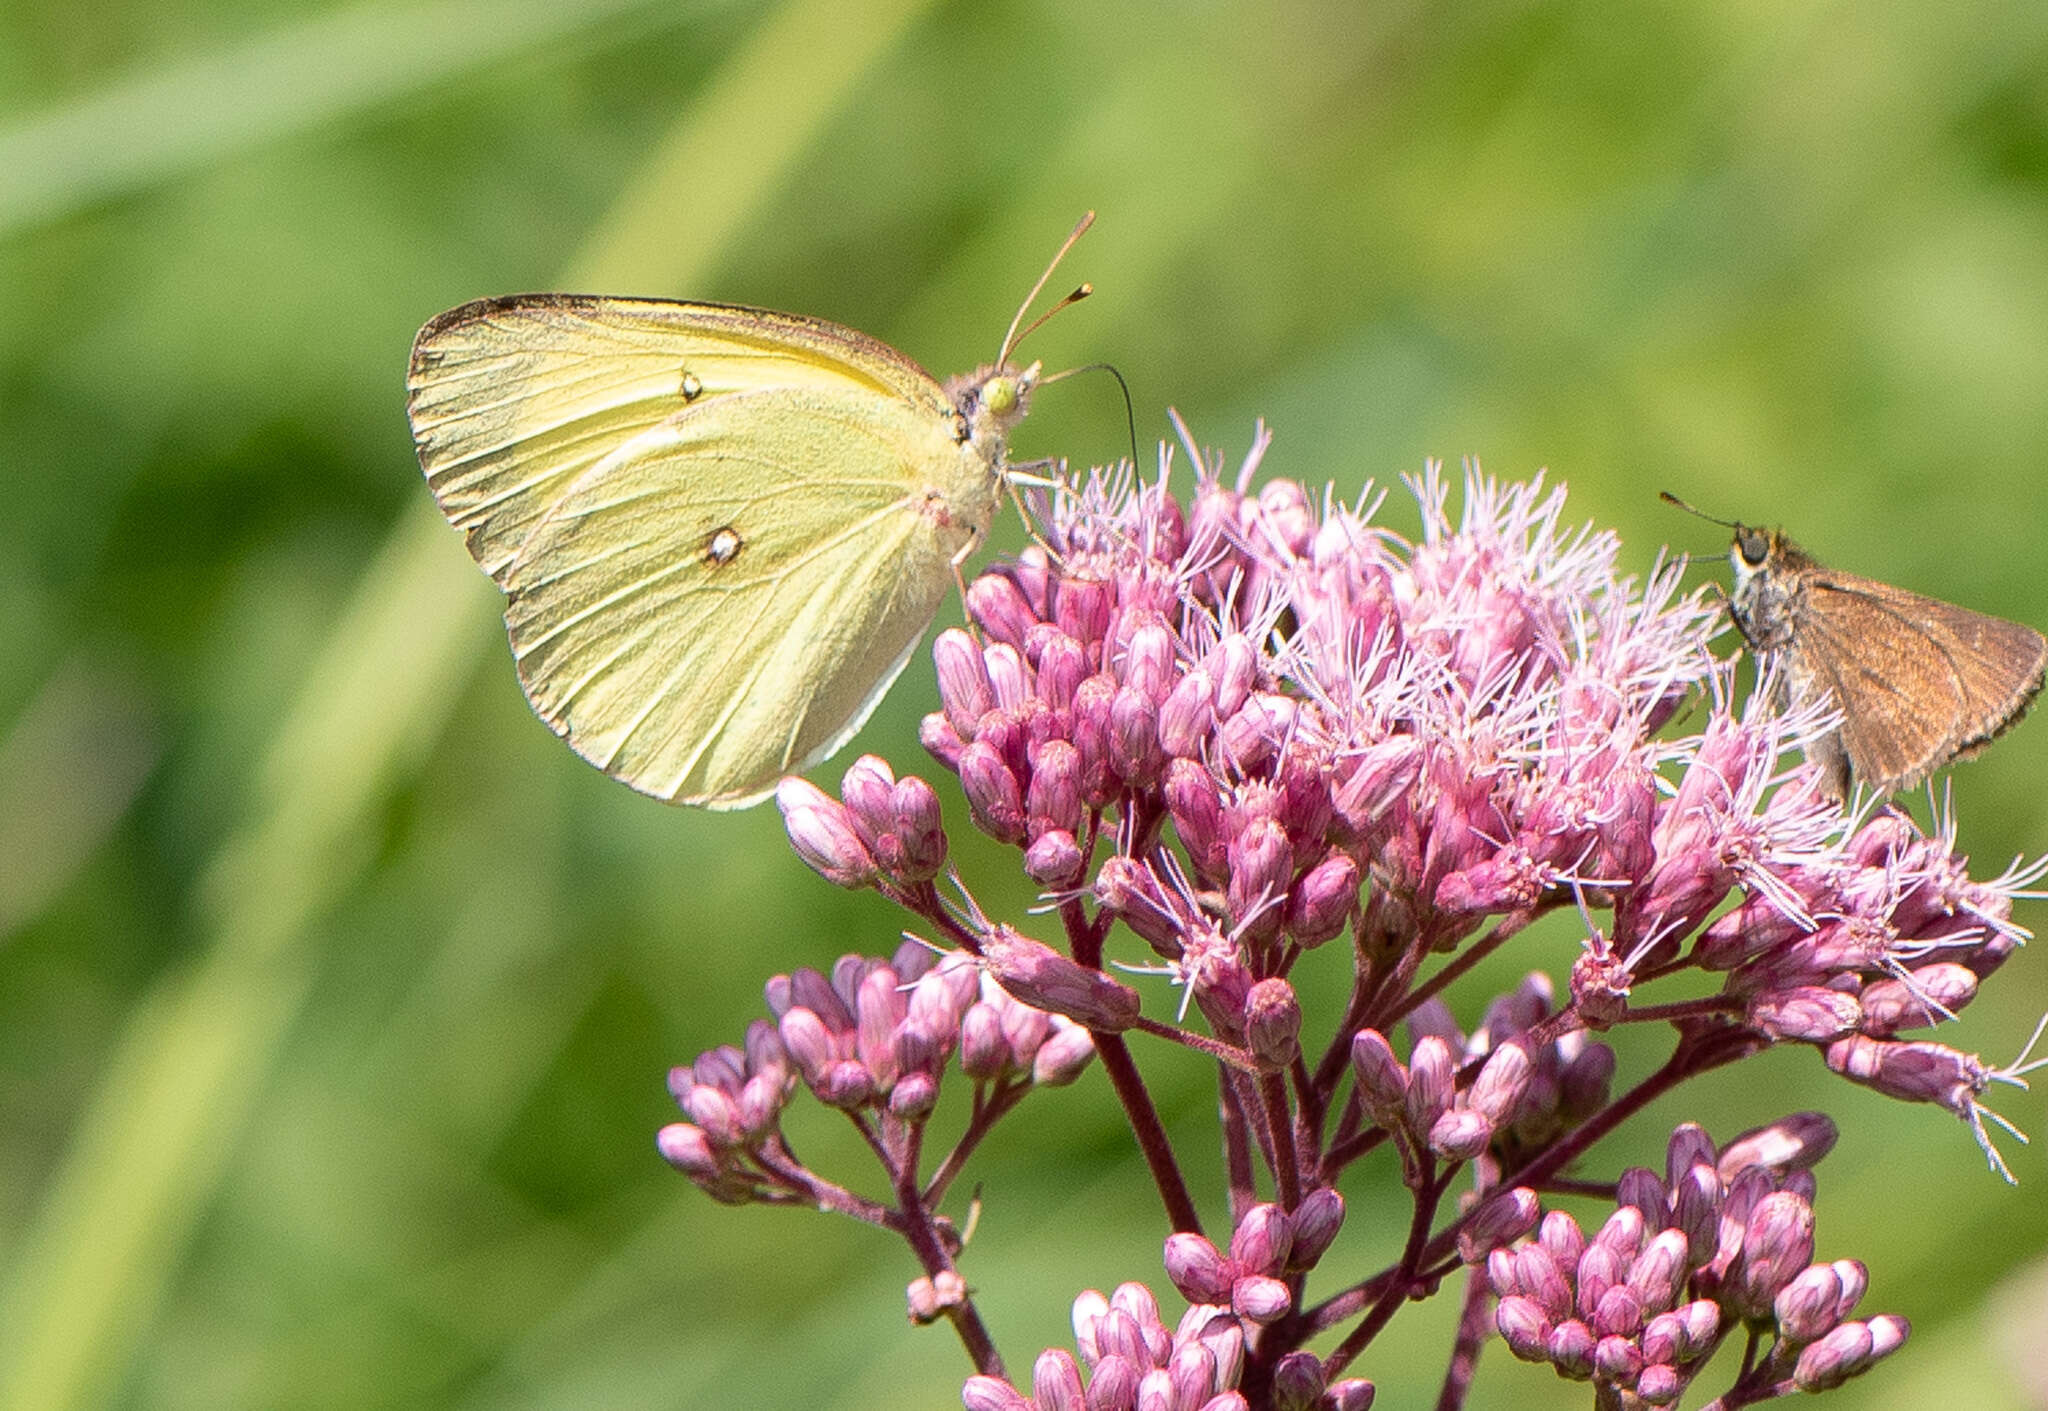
[982,376,1021,417]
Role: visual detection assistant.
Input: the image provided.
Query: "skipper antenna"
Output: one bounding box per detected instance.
[999,211,1095,368]
[1658,491,1739,530]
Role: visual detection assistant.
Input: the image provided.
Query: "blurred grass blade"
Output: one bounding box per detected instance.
[0,0,701,239]
[0,654,159,943]
[0,0,941,1405]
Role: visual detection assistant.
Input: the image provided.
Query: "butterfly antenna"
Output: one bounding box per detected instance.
[1659,490,1739,530]
[1039,361,1139,469]
[999,211,1095,368]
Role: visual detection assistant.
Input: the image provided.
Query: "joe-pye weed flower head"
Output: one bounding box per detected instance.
[660,435,2042,1410]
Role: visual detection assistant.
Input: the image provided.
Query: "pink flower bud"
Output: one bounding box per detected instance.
[1458,1187,1540,1263]
[1471,1040,1535,1128]
[1032,1022,1097,1085]
[1560,1040,1617,1118]
[1026,739,1084,838]
[1429,1107,1494,1161]
[1547,1319,1596,1377]
[1164,759,1228,883]
[1858,964,1978,1035]
[1243,978,1303,1072]
[1052,575,1111,646]
[982,926,1139,1031]
[1326,1379,1376,1411]
[1406,1035,1456,1137]
[958,740,1026,843]
[1615,1167,1668,1224]
[1287,851,1359,947]
[1034,631,1089,713]
[1774,1263,1845,1344]
[1165,1232,1233,1304]
[1731,1191,1815,1320]
[1350,1028,1408,1125]
[1109,686,1164,788]
[1628,1229,1690,1312]
[1636,1362,1682,1405]
[1714,1112,1838,1184]
[1229,1204,1294,1276]
[1231,1274,1292,1323]
[967,572,1037,648]
[1269,1351,1324,1411]
[982,642,1031,712]
[1159,669,1217,758]
[888,1070,938,1118]
[919,712,965,769]
[1539,1210,1586,1276]
[1592,1332,1643,1382]
[962,1375,1033,1411]
[1226,815,1292,939]
[1023,829,1085,886]
[1068,673,1118,806]
[1332,736,1425,834]
[932,628,994,738]
[655,1123,718,1180]
[1208,635,1257,718]
[776,777,877,887]
[1515,1244,1573,1321]
[1496,1296,1552,1361]
[1288,1188,1346,1271]
[1792,1319,1883,1392]
[1121,618,1177,701]
[1749,986,1861,1042]
[959,1002,1009,1080]
[1165,1344,1216,1410]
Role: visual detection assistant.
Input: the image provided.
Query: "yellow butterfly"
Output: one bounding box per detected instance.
[407,216,1091,808]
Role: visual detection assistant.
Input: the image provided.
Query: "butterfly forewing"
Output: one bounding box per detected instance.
[502,383,981,806]
[407,296,949,582]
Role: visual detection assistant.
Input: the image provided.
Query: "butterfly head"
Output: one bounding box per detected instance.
[948,360,1041,445]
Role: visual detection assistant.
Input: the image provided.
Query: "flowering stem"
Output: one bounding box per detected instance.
[1318,1123,1388,1182]
[1219,1067,1259,1218]
[1435,1262,1494,1411]
[1390,907,1545,1029]
[1130,1015,1259,1071]
[1095,1028,1204,1234]
[1258,1070,1303,1208]
[924,1077,1031,1206]
[1617,996,1744,1025]
[1322,1162,1451,1378]
[880,1118,1004,1378]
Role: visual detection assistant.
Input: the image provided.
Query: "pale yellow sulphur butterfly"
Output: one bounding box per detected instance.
[407,216,1091,808]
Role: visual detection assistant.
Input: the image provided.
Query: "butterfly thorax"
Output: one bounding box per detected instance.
[1727,526,1814,655]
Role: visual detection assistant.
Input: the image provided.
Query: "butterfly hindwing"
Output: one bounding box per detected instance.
[502,383,973,806]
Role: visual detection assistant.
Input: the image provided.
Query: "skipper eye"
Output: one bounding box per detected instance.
[1735,529,1769,567]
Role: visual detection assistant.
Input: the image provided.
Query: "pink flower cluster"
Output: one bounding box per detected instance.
[1488,1117,1907,1403]
[662,447,2042,1409]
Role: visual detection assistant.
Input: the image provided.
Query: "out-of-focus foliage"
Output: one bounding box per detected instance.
[1,1,2045,1408]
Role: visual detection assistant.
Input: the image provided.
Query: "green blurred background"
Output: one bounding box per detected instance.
[3,0,2047,1407]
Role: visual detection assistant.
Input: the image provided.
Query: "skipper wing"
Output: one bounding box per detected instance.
[1799,573,2046,791]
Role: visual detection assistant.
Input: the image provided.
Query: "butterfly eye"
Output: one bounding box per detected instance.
[1736,529,1769,567]
[982,376,1021,417]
